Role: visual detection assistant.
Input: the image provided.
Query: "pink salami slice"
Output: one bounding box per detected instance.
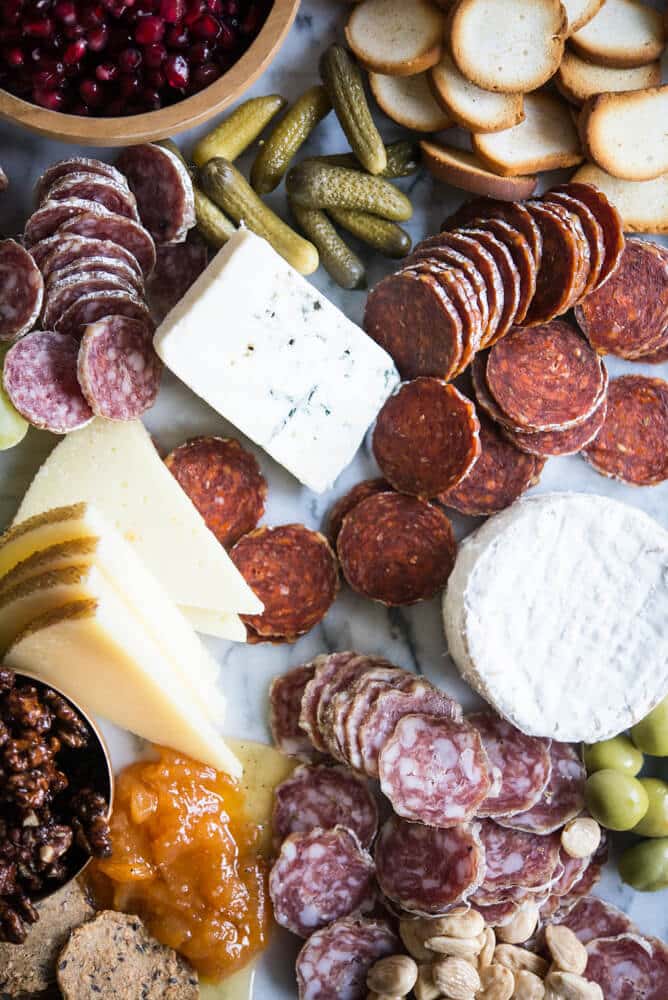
[475,821,561,896]
[43,271,138,329]
[146,236,209,323]
[24,198,111,246]
[3,330,92,433]
[470,896,521,928]
[375,816,484,916]
[296,916,398,1000]
[317,655,394,761]
[497,742,586,835]
[55,291,152,339]
[58,212,157,276]
[269,662,318,759]
[35,158,130,204]
[33,234,143,282]
[468,713,552,818]
[269,825,375,937]
[550,847,590,898]
[553,896,635,945]
[299,653,359,753]
[47,257,144,297]
[44,172,140,221]
[378,714,491,827]
[0,239,44,341]
[117,144,195,244]
[77,315,162,421]
[272,764,378,850]
[585,934,668,1000]
[340,668,412,772]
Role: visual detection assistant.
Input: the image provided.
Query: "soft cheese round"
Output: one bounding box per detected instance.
[443,493,668,741]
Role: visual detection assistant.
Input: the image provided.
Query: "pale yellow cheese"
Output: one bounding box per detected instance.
[5,597,241,777]
[200,968,254,1000]
[182,606,247,643]
[12,419,262,620]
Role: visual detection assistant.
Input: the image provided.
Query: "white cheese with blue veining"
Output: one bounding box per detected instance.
[154,230,399,493]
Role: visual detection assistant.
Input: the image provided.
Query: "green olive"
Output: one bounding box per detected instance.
[619,837,668,892]
[633,778,668,837]
[631,696,668,756]
[583,735,644,776]
[584,769,649,831]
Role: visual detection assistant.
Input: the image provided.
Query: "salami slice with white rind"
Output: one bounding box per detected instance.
[468,713,552,817]
[497,742,586,835]
[318,655,395,762]
[269,662,318,760]
[296,916,398,1000]
[44,172,140,221]
[470,896,521,927]
[272,764,378,850]
[33,235,143,283]
[42,271,138,329]
[378,714,492,827]
[58,211,157,276]
[77,315,161,421]
[552,896,635,945]
[0,239,43,341]
[269,826,375,937]
[35,158,130,205]
[117,144,195,245]
[3,330,92,433]
[55,291,152,339]
[475,821,561,896]
[585,934,668,1000]
[549,847,590,898]
[24,198,111,246]
[299,653,358,753]
[340,668,412,772]
[375,816,484,916]
[47,257,144,297]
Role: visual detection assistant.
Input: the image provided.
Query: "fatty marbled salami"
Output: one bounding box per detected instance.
[497,742,586,835]
[146,236,209,323]
[269,662,318,760]
[58,211,157,276]
[42,271,138,330]
[3,330,92,433]
[296,917,398,1000]
[468,713,552,817]
[54,291,152,339]
[339,667,413,772]
[77,316,162,421]
[475,821,561,894]
[46,257,144,297]
[272,764,378,849]
[24,199,112,245]
[35,158,130,204]
[117,144,195,245]
[44,172,140,221]
[299,653,358,753]
[0,240,43,341]
[317,655,394,761]
[552,896,636,945]
[33,234,143,283]
[585,934,668,1000]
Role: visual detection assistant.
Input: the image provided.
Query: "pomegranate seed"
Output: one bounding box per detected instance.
[187,39,208,62]
[118,69,140,96]
[164,50,187,87]
[4,46,24,67]
[141,84,160,107]
[95,59,117,79]
[191,59,218,88]
[240,3,260,34]
[79,76,102,103]
[33,85,64,109]
[134,14,163,43]
[105,96,125,114]
[33,63,63,86]
[216,19,234,49]
[54,0,77,24]
[87,24,108,49]
[64,22,85,37]
[191,12,219,39]
[145,66,163,86]
[63,37,86,62]
[165,23,188,46]
[70,99,90,114]
[183,0,203,25]
[118,43,140,68]
[22,16,53,38]
[81,4,105,27]
[204,0,222,13]
[159,0,183,20]
[143,39,165,65]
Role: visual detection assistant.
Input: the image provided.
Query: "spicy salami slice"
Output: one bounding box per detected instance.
[443,197,542,267]
[468,713,552,817]
[299,653,359,754]
[405,243,490,343]
[497,742,586,835]
[553,896,636,945]
[231,525,339,641]
[373,378,481,498]
[45,172,140,221]
[165,436,267,549]
[472,351,523,432]
[0,239,43,342]
[117,144,195,245]
[296,916,398,1000]
[42,271,138,329]
[326,479,390,547]
[77,316,162,421]
[582,375,668,486]
[375,816,484,916]
[486,322,606,432]
[338,667,410,771]
[24,198,111,246]
[35,157,130,204]
[54,290,152,339]
[458,225,521,343]
[464,217,537,330]
[269,662,318,759]
[146,236,209,323]
[476,821,561,896]
[379,714,491,828]
[523,202,585,325]
[439,413,543,517]
[548,182,623,289]
[317,655,393,762]
[272,764,378,850]
[33,234,143,283]
[543,190,605,298]
[3,330,92,433]
[585,934,668,1000]
[58,211,157,276]
[502,396,607,459]
[269,826,375,937]
[400,262,483,372]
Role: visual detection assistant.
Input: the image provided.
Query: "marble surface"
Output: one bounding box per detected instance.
[1,1,668,994]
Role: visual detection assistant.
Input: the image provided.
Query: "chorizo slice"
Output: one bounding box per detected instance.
[543,188,605,297]
[442,197,542,267]
[547,181,624,288]
[400,262,483,371]
[326,478,390,547]
[404,243,490,343]
[523,201,585,324]
[502,396,607,458]
[457,225,522,342]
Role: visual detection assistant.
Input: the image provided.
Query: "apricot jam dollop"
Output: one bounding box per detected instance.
[88,746,269,981]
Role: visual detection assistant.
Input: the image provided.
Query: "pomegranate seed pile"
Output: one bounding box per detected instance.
[0,0,271,116]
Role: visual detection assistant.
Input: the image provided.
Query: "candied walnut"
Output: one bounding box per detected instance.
[70,789,112,858]
[44,690,89,749]
[4,686,52,734]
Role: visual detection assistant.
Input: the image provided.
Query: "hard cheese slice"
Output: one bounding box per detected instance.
[12,419,261,620]
[154,230,400,494]
[5,595,242,777]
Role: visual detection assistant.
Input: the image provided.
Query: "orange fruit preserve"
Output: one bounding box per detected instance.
[88,746,270,981]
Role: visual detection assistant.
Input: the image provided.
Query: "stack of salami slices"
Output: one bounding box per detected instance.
[363,183,624,382]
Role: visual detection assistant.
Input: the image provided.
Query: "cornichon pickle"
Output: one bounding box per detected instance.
[328,206,411,258]
[159,139,236,247]
[290,201,365,290]
[286,161,413,221]
[315,140,421,178]
[250,85,332,195]
[192,95,287,167]
[319,44,386,176]
[200,158,319,275]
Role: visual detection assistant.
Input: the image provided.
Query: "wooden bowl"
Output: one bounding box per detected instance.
[0,0,300,146]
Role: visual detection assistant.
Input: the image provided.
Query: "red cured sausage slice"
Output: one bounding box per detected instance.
[457,225,521,342]
[317,654,394,762]
[3,330,92,433]
[582,375,668,486]
[58,211,157,276]
[486,322,606,432]
[502,397,607,458]
[326,478,390,547]
[272,764,379,850]
[42,271,138,330]
[337,492,457,607]
[146,236,209,323]
[164,436,267,549]
[497,742,586,835]
[44,172,140,221]
[548,182,624,289]
[47,257,144,297]
[442,197,542,267]
[400,262,483,372]
[472,351,525,432]
[54,291,153,340]
[439,413,543,517]
[0,239,43,342]
[461,218,536,330]
[24,198,108,246]
[373,379,481,498]
[379,714,491,827]
[585,934,668,1000]
[35,158,130,205]
[553,895,636,945]
[523,202,587,325]
[299,653,359,754]
[296,916,398,1000]
[117,144,196,245]
[269,662,318,760]
[338,666,411,771]
[375,816,485,916]
[231,525,339,641]
[33,234,143,283]
[542,189,605,298]
[269,825,375,937]
[77,316,162,421]
[467,713,552,817]
[476,821,561,895]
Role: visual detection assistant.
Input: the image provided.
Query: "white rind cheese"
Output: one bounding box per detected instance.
[154,230,399,494]
[443,493,668,742]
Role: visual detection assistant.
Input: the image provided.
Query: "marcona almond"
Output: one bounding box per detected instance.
[478,927,496,968]
[367,954,418,995]
[496,903,540,945]
[425,934,482,958]
[478,962,514,1000]
[494,944,548,978]
[432,956,481,998]
[544,971,603,1000]
[414,963,441,1000]
[400,919,434,962]
[560,818,601,860]
[429,908,486,939]
[513,969,546,999]
[545,925,588,976]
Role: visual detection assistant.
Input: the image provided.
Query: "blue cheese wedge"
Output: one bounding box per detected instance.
[154,230,399,494]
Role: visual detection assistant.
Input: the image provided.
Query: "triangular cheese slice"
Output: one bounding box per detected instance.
[12,419,262,619]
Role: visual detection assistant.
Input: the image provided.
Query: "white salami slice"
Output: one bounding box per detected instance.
[553,895,636,945]
[117,144,195,245]
[375,816,485,916]
[379,714,491,828]
[296,916,398,1000]
[0,239,43,342]
[35,158,130,204]
[3,330,92,433]
[318,655,394,761]
[47,258,144,297]
[44,172,140,221]
[54,291,152,340]
[496,742,586,835]
[475,821,561,897]
[77,315,161,421]
[58,212,157,276]
[468,712,552,817]
[24,199,111,246]
[299,653,358,753]
[585,933,668,1000]
[33,234,143,282]
[272,764,378,850]
[43,272,138,330]
[269,826,375,938]
[269,662,318,759]
[340,668,410,772]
